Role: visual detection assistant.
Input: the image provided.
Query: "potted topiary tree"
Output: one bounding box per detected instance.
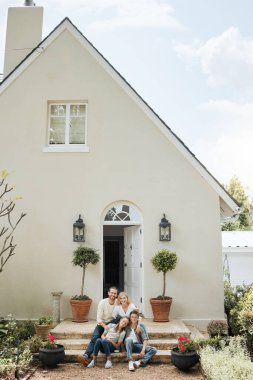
[150,249,178,322]
[70,245,100,322]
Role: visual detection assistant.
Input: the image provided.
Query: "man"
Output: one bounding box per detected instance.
[124,310,157,371]
[77,286,118,366]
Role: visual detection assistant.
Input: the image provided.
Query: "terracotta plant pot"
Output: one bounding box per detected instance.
[70,299,92,322]
[39,344,65,367]
[149,297,172,322]
[171,348,199,370]
[35,324,52,340]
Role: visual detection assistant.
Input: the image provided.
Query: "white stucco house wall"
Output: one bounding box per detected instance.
[0,4,240,330]
[222,231,253,287]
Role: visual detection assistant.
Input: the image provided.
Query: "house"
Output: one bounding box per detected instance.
[0,3,240,330]
[222,231,253,287]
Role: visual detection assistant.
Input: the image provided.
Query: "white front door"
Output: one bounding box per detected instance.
[124,226,142,311]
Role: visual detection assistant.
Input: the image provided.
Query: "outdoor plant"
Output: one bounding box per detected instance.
[177,335,195,352]
[72,245,100,299]
[200,336,253,380]
[0,316,33,378]
[41,333,58,349]
[150,249,177,298]
[24,335,43,353]
[207,320,228,337]
[224,281,252,336]
[35,315,53,326]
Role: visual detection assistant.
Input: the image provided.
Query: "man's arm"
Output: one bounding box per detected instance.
[96,301,110,330]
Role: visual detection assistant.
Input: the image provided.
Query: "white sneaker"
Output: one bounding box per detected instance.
[134,360,141,368]
[87,360,95,368]
[105,360,112,369]
[128,361,135,371]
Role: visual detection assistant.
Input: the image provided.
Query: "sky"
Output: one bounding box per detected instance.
[1,0,253,196]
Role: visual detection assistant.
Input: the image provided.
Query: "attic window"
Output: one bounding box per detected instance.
[43,102,89,153]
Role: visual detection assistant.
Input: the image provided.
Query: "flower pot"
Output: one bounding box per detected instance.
[35,324,52,340]
[70,299,92,322]
[150,297,172,322]
[171,348,199,370]
[39,344,65,367]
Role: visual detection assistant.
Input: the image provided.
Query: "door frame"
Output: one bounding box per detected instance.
[101,201,144,313]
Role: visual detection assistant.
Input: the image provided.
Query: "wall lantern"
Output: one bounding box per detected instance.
[159,214,171,241]
[73,214,85,242]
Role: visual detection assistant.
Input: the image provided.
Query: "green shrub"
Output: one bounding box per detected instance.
[224,282,252,336]
[207,320,228,337]
[200,336,253,380]
[194,336,230,351]
[23,335,43,353]
[0,358,16,377]
[0,316,34,377]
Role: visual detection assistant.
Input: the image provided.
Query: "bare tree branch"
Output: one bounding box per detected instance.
[0,172,26,273]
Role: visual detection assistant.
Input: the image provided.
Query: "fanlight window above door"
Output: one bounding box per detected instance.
[104,204,141,223]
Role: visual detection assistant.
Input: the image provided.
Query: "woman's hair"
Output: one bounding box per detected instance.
[117,291,131,305]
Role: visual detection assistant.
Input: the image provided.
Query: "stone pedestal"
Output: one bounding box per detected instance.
[51,291,63,327]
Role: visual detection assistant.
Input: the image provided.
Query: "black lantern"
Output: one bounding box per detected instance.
[73,214,85,242]
[159,214,171,241]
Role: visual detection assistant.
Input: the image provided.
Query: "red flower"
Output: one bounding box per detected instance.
[48,333,55,342]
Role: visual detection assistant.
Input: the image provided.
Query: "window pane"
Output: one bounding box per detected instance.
[49,105,66,144]
[70,105,85,117]
[69,105,85,144]
[69,116,85,144]
[50,105,66,117]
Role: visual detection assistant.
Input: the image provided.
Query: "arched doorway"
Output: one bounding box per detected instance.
[102,202,143,311]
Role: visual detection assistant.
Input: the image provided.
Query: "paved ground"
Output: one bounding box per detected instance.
[27,362,203,380]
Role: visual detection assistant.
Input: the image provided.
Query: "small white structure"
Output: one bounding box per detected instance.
[222,231,253,286]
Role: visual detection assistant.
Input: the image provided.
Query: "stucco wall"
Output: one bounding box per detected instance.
[0,28,224,328]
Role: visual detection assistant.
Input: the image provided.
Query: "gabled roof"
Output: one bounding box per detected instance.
[0,17,240,218]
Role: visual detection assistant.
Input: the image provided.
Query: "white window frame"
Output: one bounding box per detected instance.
[43,101,89,153]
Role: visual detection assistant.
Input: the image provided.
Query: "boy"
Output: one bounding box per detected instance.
[123,310,157,371]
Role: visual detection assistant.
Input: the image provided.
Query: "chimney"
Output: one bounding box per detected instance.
[3,3,43,78]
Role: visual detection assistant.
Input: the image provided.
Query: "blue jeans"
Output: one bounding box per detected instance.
[84,318,121,357]
[85,324,104,357]
[124,337,157,365]
[93,338,115,357]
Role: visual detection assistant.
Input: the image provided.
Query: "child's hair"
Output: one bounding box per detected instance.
[114,316,130,331]
[130,310,139,317]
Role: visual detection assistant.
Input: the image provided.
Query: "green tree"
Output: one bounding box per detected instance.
[222,176,253,231]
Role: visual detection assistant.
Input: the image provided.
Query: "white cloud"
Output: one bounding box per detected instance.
[175,27,253,88]
[46,0,184,30]
[194,99,253,195]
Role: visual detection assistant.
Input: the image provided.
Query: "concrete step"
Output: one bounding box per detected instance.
[56,338,178,351]
[51,319,191,340]
[64,349,171,364]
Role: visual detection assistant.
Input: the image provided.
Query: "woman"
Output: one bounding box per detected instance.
[112,292,147,335]
[87,316,129,369]
[112,292,138,319]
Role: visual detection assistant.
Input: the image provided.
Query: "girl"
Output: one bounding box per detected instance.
[87,316,129,369]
